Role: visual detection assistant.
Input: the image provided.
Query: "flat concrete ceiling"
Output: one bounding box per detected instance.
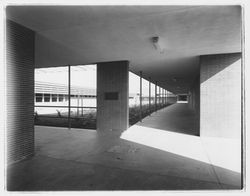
[6,6,242,93]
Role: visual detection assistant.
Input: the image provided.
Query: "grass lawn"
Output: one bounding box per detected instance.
[35,104,171,129]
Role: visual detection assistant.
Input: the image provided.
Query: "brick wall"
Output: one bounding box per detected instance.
[97,61,129,133]
[6,20,35,164]
[200,53,241,138]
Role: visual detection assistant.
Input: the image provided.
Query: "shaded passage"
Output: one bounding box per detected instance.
[137,103,199,136]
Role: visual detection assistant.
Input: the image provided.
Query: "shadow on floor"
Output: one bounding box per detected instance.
[7,126,241,191]
[7,153,241,191]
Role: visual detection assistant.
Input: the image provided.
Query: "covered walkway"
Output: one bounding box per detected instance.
[6,6,243,191]
[138,103,199,136]
[7,104,241,190]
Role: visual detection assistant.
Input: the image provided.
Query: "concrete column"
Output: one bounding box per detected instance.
[139,71,142,122]
[81,95,83,116]
[188,76,200,114]
[200,53,241,138]
[97,61,129,132]
[166,91,168,104]
[68,65,71,129]
[163,89,165,105]
[155,81,157,111]
[77,93,80,117]
[6,20,35,164]
[162,89,164,105]
[165,90,167,105]
[164,89,166,105]
[158,86,161,106]
[159,87,161,106]
[161,88,163,105]
[149,77,151,113]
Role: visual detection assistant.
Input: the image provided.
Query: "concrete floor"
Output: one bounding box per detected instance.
[139,103,200,135]
[7,103,241,191]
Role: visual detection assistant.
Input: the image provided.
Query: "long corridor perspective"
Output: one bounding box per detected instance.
[7,103,241,190]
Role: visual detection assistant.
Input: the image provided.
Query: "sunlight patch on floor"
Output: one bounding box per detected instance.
[201,136,241,173]
[121,125,209,163]
[121,125,241,173]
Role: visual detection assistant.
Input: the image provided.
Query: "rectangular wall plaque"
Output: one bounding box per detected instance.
[104,92,119,100]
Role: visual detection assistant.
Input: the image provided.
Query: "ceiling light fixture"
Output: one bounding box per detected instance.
[151,36,165,54]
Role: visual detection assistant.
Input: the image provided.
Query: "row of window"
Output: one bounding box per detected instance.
[35,93,96,102]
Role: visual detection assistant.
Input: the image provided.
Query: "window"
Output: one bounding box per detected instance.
[59,94,64,102]
[52,94,57,102]
[35,93,43,102]
[44,94,51,102]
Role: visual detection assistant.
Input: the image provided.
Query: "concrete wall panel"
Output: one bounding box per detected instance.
[200,53,241,138]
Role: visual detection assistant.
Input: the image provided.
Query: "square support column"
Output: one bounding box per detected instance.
[97,61,129,132]
[139,71,142,122]
[200,53,241,138]
[155,81,157,111]
[148,78,151,113]
[159,87,161,106]
[6,20,35,165]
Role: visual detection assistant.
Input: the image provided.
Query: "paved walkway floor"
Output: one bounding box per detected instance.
[139,103,199,135]
[7,104,241,191]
